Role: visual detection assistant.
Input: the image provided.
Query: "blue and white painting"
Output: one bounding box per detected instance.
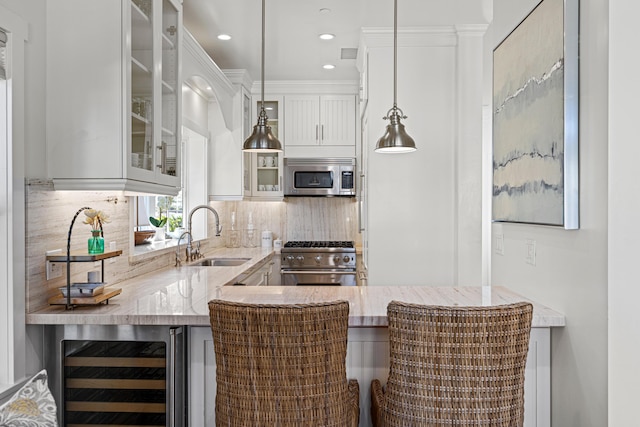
[493,0,568,226]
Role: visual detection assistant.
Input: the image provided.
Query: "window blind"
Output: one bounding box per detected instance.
[0,30,6,80]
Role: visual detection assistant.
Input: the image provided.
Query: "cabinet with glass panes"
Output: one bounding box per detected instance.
[243,97,284,200]
[46,0,182,195]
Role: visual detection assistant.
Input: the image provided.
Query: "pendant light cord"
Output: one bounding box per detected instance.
[393,0,397,109]
[261,0,265,113]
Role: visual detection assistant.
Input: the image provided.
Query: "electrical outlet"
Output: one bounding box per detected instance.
[525,239,536,265]
[46,261,63,280]
[45,249,63,280]
[495,234,505,255]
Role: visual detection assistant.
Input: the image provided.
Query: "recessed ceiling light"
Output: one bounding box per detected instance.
[323,64,336,70]
[319,33,335,40]
[217,34,231,41]
[319,8,331,14]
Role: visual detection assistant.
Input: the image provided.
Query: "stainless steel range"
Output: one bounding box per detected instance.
[281,241,357,286]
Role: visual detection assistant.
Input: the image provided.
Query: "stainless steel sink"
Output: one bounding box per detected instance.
[190,257,250,267]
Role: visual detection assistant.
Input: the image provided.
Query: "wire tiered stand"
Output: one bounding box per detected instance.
[46,207,123,309]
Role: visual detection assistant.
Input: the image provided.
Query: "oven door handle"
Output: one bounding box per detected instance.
[281,270,356,275]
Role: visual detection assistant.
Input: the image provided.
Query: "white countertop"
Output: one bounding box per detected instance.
[27,247,565,328]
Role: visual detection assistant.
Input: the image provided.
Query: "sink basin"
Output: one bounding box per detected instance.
[190,257,250,267]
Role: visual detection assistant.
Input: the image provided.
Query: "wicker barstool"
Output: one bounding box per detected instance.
[371,301,533,427]
[208,299,359,427]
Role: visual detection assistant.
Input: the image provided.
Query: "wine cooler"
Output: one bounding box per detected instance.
[45,325,186,427]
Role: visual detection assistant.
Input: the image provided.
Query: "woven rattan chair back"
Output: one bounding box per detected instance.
[209,299,359,427]
[371,301,533,427]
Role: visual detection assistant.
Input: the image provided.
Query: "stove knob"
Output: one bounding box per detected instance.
[343,256,351,263]
[296,256,305,263]
[333,255,341,263]
[314,256,322,264]
[286,255,295,262]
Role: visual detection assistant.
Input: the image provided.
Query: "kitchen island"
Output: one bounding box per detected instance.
[27,246,564,427]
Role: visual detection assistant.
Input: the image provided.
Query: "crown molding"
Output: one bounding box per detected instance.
[360,26,458,48]
[250,80,359,95]
[183,30,236,99]
[223,69,254,90]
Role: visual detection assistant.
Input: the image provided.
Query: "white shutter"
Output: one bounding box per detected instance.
[0,30,6,80]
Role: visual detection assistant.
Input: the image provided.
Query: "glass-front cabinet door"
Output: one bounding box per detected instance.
[243,97,284,200]
[243,152,283,200]
[160,0,180,179]
[130,0,154,173]
[129,0,181,187]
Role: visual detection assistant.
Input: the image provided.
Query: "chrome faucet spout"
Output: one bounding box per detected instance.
[175,231,194,267]
[188,205,223,238]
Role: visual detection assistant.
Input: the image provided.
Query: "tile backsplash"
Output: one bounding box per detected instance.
[25,179,360,312]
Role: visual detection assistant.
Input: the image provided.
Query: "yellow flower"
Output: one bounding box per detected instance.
[83,209,110,230]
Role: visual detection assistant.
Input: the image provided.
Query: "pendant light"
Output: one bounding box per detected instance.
[375,0,417,153]
[243,0,283,152]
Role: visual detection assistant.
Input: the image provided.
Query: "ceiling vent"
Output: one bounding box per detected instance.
[340,48,358,60]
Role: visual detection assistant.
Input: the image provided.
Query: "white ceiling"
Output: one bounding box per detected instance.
[182,0,492,82]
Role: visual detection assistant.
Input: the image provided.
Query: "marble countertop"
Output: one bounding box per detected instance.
[26,247,565,328]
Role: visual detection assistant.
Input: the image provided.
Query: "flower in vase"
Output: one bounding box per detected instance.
[83,209,110,230]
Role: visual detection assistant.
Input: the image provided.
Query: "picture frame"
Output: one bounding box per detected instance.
[492,0,579,229]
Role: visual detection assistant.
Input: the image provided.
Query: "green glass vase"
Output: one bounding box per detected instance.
[88,230,105,254]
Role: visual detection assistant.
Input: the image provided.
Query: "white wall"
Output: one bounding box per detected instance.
[608,1,640,424]
[366,40,457,286]
[0,0,45,387]
[489,0,609,425]
[364,25,486,287]
[0,0,46,180]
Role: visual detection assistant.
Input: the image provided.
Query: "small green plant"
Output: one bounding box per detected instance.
[149,208,167,228]
[168,215,183,232]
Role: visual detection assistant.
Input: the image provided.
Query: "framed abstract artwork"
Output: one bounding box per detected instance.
[492,0,579,229]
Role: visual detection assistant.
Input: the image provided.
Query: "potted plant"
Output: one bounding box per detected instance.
[149,210,167,241]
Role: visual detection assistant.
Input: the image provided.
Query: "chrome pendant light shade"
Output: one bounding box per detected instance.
[375,0,416,153]
[243,0,282,152]
[243,109,282,151]
[376,106,416,153]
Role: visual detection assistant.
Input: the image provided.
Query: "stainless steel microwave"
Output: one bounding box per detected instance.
[284,158,356,197]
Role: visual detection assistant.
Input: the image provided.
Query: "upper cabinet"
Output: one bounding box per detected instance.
[46,0,182,195]
[243,96,284,200]
[284,95,356,157]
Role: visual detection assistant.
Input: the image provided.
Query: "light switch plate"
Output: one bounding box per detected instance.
[525,239,536,265]
[495,234,505,255]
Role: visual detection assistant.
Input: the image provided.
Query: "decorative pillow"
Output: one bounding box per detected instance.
[0,369,58,426]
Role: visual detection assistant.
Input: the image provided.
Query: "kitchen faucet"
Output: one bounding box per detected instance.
[186,205,223,261]
[175,231,193,267]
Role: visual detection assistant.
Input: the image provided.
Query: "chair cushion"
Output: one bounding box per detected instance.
[0,369,58,426]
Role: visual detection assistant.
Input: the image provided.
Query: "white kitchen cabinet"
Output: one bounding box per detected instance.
[284,95,356,155]
[208,81,250,201]
[233,255,274,286]
[189,325,550,427]
[242,96,284,200]
[46,0,182,195]
[243,152,284,200]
